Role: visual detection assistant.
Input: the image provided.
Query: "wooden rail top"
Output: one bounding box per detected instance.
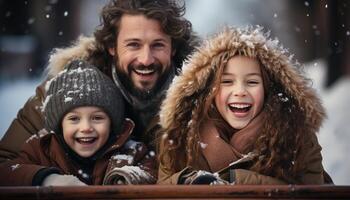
[1,185,350,200]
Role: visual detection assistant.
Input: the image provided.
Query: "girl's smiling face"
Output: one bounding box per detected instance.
[215,56,265,129]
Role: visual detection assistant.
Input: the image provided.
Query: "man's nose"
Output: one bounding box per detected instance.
[138,46,155,66]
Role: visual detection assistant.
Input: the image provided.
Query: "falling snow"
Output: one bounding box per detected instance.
[168,139,174,145]
[112,154,134,165]
[199,142,208,149]
[10,164,20,171]
[27,18,35,25]
[149,151,155,157]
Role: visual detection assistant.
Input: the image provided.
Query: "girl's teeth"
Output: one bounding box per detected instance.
[228,104,252,112]
[230,104,250,108]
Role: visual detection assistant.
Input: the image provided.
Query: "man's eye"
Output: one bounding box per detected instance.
[152,42,165,49]
[126,42,140,48]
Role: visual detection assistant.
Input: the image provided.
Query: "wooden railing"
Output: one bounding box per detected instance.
[1,185,350,200]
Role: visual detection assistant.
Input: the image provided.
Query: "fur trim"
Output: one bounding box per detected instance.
[160,26,325,135]
[46,36,97,76]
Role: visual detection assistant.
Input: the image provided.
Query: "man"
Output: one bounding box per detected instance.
[0,0,198,162]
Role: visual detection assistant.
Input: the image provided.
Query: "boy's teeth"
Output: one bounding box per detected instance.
[76,137,95,142]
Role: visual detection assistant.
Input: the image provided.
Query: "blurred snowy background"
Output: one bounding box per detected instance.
[1,0,349,184]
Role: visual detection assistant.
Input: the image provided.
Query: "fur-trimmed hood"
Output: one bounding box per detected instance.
[160,26,325,136]
[46,36,98,77]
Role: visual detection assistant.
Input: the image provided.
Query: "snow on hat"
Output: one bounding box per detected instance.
[43,59,124,135]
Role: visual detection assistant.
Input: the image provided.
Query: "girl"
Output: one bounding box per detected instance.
[157,26,331,185]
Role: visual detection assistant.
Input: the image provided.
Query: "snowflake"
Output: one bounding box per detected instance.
[11,164,20,171]
[112,154,134,164]
[148,151,155,157]
[199,142,208,149]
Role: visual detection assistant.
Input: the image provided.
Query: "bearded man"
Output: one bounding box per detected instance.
[0,0,198,162]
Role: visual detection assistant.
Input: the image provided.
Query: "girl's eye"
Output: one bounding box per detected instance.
[247,80,260,86]
[221,79,233,84]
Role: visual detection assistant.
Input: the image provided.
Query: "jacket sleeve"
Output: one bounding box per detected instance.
[0,136,58,186]
[233,169,287,185]
[0,81,47,162]
[234,133,326,185]
[299,133,325,184]
[157,164,193,184]
[103,140,157,185]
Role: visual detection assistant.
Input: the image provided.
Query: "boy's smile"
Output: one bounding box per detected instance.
[62,106,111,158]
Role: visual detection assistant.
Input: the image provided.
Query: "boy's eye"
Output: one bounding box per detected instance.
[92,115,105,121]
[68,116,79,122]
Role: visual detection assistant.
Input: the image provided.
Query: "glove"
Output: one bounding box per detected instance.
[103,166,156,185]
[185,170,229,185]
[41,174,87,186]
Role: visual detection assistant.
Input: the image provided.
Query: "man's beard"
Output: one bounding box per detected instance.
[115,63,172,101]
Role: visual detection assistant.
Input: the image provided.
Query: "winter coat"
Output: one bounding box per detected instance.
[158,130,323,185]
[0,36,160,163]
[0,119,156,186]
[157,26,330,185]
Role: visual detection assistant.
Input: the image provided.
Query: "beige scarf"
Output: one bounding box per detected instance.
[199,112,264,172]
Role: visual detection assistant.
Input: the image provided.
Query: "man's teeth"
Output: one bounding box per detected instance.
[134,68,155,75]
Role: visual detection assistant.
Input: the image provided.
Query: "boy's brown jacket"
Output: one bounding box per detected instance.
[0,120,156,186]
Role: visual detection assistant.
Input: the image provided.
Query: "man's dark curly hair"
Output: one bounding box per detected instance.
[92,0,198,75]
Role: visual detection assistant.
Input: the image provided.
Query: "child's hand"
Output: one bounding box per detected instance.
[103,166,156,185]
[41,174,87,186]
[185,170,229,185]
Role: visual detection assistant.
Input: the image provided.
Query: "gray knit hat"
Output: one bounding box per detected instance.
[43,60,124,136]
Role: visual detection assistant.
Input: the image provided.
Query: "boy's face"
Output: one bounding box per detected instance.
[215,56,264,129]
[109,14,173,95]
[62,106,111,158]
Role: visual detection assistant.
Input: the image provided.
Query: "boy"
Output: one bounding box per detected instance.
[0,60,156,186]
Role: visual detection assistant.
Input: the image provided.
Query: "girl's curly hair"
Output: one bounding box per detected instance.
[159,52,307,183]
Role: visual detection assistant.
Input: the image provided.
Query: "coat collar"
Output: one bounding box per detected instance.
[199,112,264,172]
